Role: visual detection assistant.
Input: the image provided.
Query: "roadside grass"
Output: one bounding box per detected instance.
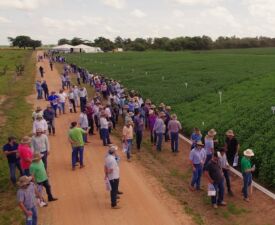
[0,49,36,225]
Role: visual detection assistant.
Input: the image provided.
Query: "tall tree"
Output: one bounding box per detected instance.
[71,37,84,46]
[94,37,114,52]
[57,38,71,45]
[8,36,42,49]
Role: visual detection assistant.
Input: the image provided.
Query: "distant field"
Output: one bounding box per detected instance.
[64,48,275,188]
[0,49,35,225]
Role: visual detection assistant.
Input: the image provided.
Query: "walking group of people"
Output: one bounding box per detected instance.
[3,53,258,225]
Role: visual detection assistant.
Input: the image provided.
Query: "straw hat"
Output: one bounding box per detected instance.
[196,141,204,146]
[208,129,217,136]
[145,99,151,104]
[32,153,42,161]
[21,136,31,144]
[171,114,177,119]
[151,104,156,109]
[17,176,32,187]
[108,145,118,153]
[226,129,235,136]
[166,106,171,110]
[244,149,254,157]
[159,103,165,108]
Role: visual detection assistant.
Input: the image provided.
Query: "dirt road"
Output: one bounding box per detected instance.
[31,52,193,225]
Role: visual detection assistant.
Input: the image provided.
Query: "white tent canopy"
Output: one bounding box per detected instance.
[52,44,74,52]
[72,44,103,53]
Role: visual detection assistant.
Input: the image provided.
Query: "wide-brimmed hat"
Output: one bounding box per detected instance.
[108,145,118,153]
[21,136,31,144]
[145,99,151,104]
[166,106,171,110]
[32,153,42,161]
[196,141,204,147]
[244,149,254,157]
[17,176,32,187]
[208,129,217,136]
[226,129,234,136]
[36,114,43,119]
[171,113,177,119]
[159,103,165,108]
[151,104,156,109]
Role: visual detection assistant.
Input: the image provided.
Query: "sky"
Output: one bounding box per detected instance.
[0,0,275,45]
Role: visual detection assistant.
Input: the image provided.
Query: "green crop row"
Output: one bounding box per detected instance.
[64,49,275,188]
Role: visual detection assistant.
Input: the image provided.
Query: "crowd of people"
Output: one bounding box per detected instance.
[2,52,257,224]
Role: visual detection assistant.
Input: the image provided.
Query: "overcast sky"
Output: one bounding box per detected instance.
[0,0,275,45]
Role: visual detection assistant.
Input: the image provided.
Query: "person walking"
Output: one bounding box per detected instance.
[68,122,89,170]
[104,145,120,209]
[32,114,48,134]
[100,112,111,146]
[68,88,77,113]
[35,80,43,100]
[241,149,255,202]
[122,120,134,161]
[58,89,67,114]
[168,114,182,153]
[224,130,240,166]
[32,106,43,121]
[79,110,89,143]
[218,148,233,196]
[189,141,205,191]
[86,104,95,135]
[204,129,216,170]
[190,127,202,150]
[41,80,49,101]
[153,112,165,151]
[2,136,23,185]
[78,86,88,112]
[18,136,33,176]
[204,152,227,209]
[49,61,53,71]
[31,128,50,170]
[48,91,59,117]
[133,110,144,151]
[43,105,56,135]
[39,66,44,78]
[30,153,58,202]
[17,176,42,225]
[148,109,157,145]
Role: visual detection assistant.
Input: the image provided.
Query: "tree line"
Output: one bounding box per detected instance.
[58,36,275,52]
[8,36,42,50]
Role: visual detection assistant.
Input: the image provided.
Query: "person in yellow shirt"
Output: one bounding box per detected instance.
[122,120,133,161]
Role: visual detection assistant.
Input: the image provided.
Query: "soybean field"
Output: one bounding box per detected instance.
[64,48,275,188]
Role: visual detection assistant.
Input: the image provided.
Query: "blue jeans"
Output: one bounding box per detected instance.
[191,164,202,189]
[242,172,252,198]
[23,169,30,176]
[8,159,23,184]
[72,146,84,168]
[156,133,163,151]
[135,130,142,150]
[126,139,132,159]
[170,132,179,152]
[211,179,225,205]
[60,102,65,114]
[37,89,43,99]
[101,128,111,146]
[26,207,37,225]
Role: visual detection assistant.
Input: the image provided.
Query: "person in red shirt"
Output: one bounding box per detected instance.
[18,136,33,176]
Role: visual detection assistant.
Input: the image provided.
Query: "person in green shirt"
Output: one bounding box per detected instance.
[68,121,89,170]
[30,153,57,202]
[241,149,255,202]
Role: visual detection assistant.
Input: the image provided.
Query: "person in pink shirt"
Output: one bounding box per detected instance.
[18,136,33,176]
[148,109,157,145]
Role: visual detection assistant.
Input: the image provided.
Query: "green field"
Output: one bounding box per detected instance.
[64,48,275,188]
[0,49,35,225]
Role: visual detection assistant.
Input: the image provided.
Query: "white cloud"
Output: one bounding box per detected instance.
[173,0,222,6]
[172,9,185,17]
[102,0,125,9]
[0,16,11,23]
[0,0,44,10]
[105,25,120,33]
[130,9,146,18]
[201,6,240,28]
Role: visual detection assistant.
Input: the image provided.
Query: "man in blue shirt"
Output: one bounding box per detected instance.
[2,136,23,185]
[48,91,59,117]
[189,141,205,191]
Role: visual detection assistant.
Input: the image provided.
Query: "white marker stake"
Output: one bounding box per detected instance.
[271,106,275,114]
[202,121,205,126]
[162,76,165,81]
[185,82,188,88]
[218,91,222,104]
[145,72,148,75]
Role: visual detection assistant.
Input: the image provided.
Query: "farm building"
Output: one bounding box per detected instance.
[52,44,74,53]
[72,44,103,53]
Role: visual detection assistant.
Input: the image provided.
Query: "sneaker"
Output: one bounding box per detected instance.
[213,204,218,209]
[39,201,48,207]
[80,165,85,169]
[48,198,58,202]
[111,205,121,209]
[218,201,227,206]
[243,198,250,202]
[117,191,123,195]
